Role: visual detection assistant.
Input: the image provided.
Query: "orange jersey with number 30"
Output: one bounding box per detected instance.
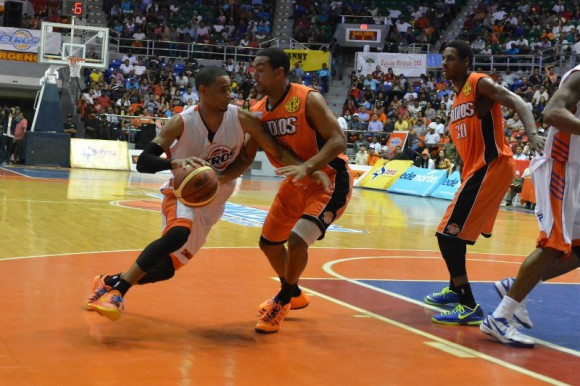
[449,72,513,178]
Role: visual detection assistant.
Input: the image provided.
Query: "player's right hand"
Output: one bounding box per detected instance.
[171,157,209,170]
[527,133,546,156]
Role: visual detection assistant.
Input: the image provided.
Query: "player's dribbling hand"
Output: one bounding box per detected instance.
[171,157,209,170]
[527,134,546,156]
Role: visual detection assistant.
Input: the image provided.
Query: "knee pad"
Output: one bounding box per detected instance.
[437,234,467,278]
[137,226,190,272]
[291,218,322,246]
[138,255,175,285]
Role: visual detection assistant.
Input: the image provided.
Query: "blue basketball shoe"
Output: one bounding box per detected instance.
[432,304,484,325]
[424,287,459,306]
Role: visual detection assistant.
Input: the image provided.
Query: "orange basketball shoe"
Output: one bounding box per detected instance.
[255,301,291,334]
[95,290,125,321]
[85,274,110,311]
[258,290,310,314]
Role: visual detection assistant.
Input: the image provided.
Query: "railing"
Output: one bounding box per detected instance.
[290,39,330,51]
[339,14,390,24]
[108,29,280,62]
[472,44,574,72]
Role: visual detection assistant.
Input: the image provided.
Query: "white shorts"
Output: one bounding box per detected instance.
[531,158,580,252]
[160,179,236,268]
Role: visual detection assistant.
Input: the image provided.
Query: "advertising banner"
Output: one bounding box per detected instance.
[0,27,60,54]
[430,171,461,200]
[71,139,130,170]
[386,131,408,151]
[349,164,372,186]
[359,159,413,190]
[284,49,331,72]
[355,52,427,77]
[388,167,448,197]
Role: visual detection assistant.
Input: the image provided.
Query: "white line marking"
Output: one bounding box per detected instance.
[321,256,580,357]
[300,285,569,386]
[424,342,477,358]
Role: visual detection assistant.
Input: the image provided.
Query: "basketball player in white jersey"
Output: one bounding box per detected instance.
[84,67,329,321]
[481,65,580,347]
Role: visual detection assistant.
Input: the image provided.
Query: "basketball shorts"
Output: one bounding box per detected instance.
[261,168,353,244]
[437,155,515,244]
[531,158,580,254]
[161,179,236,269]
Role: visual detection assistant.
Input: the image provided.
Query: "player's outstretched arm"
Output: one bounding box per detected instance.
[136,114,207,173]
[276,91,347,180]
[543,71,580,135]
[477,77,545,155]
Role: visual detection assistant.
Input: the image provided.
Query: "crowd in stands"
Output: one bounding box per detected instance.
[103,0,275,54]
[4,0,65,29]
[292,0,460,50]
[341,60,561,172]
[76,50,261,141]
[459,0,580,58]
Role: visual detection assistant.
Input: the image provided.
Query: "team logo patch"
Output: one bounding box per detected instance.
[463,82,472,96]
[446,223,461,235]
[322,211,335,225]
[181,249,193,259]
[285,97,300,113]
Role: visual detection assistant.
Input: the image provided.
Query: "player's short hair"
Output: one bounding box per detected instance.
[195,66,228,90]
[256,47,290,75]
[446,40,474,67]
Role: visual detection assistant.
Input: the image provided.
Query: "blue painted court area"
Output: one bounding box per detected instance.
[362,280,580,351]
[1,167,71,179]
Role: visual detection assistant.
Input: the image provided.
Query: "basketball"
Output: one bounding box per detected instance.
[172,164,219,207]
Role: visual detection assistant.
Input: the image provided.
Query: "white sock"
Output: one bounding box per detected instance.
[492,296,519,320]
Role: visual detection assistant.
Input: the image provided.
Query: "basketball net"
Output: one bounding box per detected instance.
[68,57,85,78]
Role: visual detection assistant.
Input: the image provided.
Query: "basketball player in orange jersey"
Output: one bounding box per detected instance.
[423,40,546,325]
[84,67,329,321]
[481,66,580,347]
[249,47,353,334]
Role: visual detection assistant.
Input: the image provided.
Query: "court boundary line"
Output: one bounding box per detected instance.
[300,284,568,386]
[320,256,580,358]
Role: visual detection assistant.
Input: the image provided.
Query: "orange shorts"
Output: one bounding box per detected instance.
[261,168,353,244]
[437,156,515,244]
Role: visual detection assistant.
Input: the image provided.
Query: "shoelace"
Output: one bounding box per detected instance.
[434,287,454,297]
[109,294,124,308]
[88,286,108,302]
[442,304,465,316]
[263,304,283,322]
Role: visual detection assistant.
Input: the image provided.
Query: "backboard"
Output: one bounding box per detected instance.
[38,20,109,69]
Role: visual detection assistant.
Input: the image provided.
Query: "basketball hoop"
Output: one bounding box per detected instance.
[68,57,85,78]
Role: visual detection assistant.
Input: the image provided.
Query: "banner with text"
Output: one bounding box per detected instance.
[430,171,461,200]
[388,167,448,197]
[284,49,331,72]
[71,139,130,170]
[359,160,413,190]
[0,27,60,54]
[355,52,427,77]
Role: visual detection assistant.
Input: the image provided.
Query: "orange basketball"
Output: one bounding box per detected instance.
[172,165,219,207]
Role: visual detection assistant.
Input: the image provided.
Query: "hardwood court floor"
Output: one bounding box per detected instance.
[0,166,578,386]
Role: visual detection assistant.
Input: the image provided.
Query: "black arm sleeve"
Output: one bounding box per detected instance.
[136,142,173,173]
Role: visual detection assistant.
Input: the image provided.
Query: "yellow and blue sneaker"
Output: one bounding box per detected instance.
[424,287,459,306]
[432,304,484,325]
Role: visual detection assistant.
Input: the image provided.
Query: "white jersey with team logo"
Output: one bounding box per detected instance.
[531,64,580,171]
[160,103,245,267]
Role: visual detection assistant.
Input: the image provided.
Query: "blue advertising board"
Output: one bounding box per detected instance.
[387,167,448,197]
[430,171,461,200]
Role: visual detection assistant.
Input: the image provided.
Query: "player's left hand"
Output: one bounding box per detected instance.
[276,164,309,181]
[527,133,546,156]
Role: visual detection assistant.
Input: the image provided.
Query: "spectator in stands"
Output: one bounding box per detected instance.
[329,38,343,81]
[367,114,384,133]
[119,59,134,77]
[317,63,330,94]
[506,113,524,136]
[368,136,382,155]
[63,114,78,138]
[348,113,367,131]
[11,111,27,164]
[435,149,453,175]
[355,145,369,165]
[424,126,440,146]
[356,108,370,124]
[428,116,445,137]
[353,133,370,154]
[289,61,304,84]
[181,87,199,104]
[84,112,100,139]
[394,115,409,131]
[415,149,435,169]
